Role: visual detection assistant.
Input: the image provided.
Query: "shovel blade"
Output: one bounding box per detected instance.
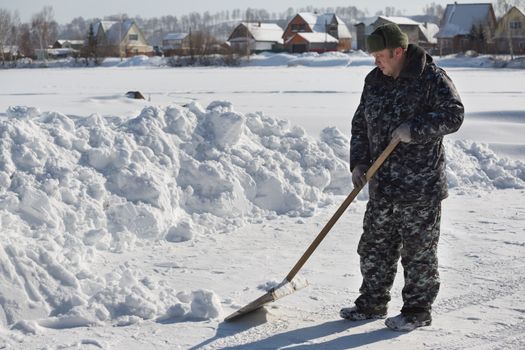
[224,277,308,322]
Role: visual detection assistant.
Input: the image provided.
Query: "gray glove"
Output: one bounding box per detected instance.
[352,164,368,188]
[391,123,411,143]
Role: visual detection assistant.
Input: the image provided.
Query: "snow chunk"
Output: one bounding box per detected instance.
[159,289,222,321]
[6,106,40,119]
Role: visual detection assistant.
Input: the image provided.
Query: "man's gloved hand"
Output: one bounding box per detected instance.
[352,164,368,188]
[391,123,412,143]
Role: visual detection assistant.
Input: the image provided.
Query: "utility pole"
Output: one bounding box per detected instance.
[119,14,123,61]
[324,19,328,53]
[507,18,514,60]
[245,11,250,60]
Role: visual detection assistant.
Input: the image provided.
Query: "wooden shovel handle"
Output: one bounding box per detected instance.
[285,137,401,282]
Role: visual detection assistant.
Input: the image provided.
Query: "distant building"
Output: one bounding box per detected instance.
[355,16,438,52]
[162,33,190,56]
[354,17,377,51]
[282,13,352,53]
[53,40,84,50]
[92,19,152,57]
[227,22,283,53]
[285,32,339,53]
[435,3,497,54]
[493,6,525,54]
[1,45,20,61]
[418,22,440,52]
[372,16,423,44]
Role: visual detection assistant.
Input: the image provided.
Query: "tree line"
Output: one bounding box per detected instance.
[0,1,521,64]
[0,4,448,63]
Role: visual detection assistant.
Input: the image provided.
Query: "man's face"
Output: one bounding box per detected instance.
[371,48,404,78]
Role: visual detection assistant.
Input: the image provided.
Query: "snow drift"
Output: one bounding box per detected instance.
[9,51,524,70]
[0,101,524,330]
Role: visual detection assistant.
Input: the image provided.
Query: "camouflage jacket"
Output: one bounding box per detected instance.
[350,44,464,203]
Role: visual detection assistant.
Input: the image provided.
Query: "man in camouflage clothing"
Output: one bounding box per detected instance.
[339,23,464,331]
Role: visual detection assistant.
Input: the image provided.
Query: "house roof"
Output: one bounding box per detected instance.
[243,22,283,42]
[377,16,421,26]
[286,32,339,44]
[296,13,352,38]
[355,16,378,27]
[507,6,525,16]
[56,40,84,45]
[436,3,494,38]
[163,33,189,41]
[93,19,135,44]
[419,23,439,44]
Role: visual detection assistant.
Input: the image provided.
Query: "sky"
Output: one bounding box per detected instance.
[0,0,491,24]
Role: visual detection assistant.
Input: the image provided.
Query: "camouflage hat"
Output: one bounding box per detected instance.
[366,23,408,53]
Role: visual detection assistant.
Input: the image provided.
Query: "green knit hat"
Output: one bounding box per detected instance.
[366,23,408,53]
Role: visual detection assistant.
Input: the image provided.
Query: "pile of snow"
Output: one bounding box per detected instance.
[506,56,525,69]
[245,51,361,67]
[0,101,350,330]
[434,54,501,68]
[1,100,523,330]
[446,139,525,190]
[102,55,165,68]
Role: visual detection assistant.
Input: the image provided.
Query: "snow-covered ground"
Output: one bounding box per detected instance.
[0,59,524,349]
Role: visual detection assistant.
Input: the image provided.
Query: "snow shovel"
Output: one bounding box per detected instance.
[224,137,401,322]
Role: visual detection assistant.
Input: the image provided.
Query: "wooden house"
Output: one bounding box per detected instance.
[435,3,497,54]
[162,33,190,56]
[355,16,438,52]
[92,19,152,57]
[285,32,339,53]
[53,40,84,50]
[282,13,352,53]
[227,22,283,53]
[372,16,422,44]
[493,6,525,54]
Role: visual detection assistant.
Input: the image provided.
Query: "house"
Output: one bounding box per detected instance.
[227,22,283,53]
[355,16,438,52]
[92,19,152,57]
[285,32,339,53]
[282,13,352,53]
[1,45,20,61]
[162,33,190,55]
[47,48,79,59]
[435,3,497,54]
[418,22,440,52]
[53,40,84,50]
[493,6,525,54]
[372,16,423,45]
[354,17,378,51]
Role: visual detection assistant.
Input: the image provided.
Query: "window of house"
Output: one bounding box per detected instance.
[129,34,139,41]
[291,24,306,32]
[510,21,522,29]
[519,42,525,49]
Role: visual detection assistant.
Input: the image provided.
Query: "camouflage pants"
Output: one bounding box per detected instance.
[354,198,441,314]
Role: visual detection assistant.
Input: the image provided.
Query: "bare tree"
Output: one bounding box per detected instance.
[493,0,525,17]
[423,2,445,20]
[0,9,13,64]
[384,7,397,17]
[61,16,88,39]
[17,23,33,58]
[31,6,57,61]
